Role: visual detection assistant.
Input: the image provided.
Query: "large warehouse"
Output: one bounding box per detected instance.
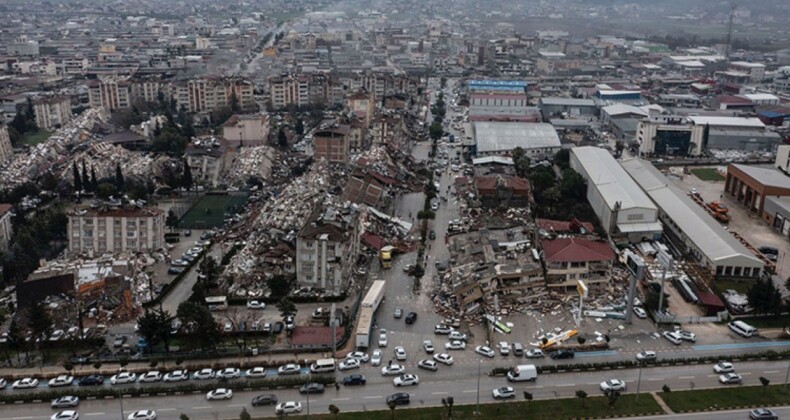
[621,158,764,279]
[471,122,561,159]
[570,147,662,242]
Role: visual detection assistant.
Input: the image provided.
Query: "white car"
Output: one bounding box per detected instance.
[633,307,647,319]
[663,331,682,345]
[278,364,301,375]
[49,330,65,341]
[339,358,360,371]
[418,359,438,371]
[245,367,267,378]
[381,364,406,376]
[371,349,383,366]
[449,331,468,341]
[246,300,265,310]
[445,340,466,350]
[378,329,388,347]
[498,342,510,355]
[719,373,743,384]
[138,371,162,383]
[434,325,453,335]
[394,346,407,361]
[525,348,545,358]
[714,362,735,373]
[423,340,434,354]
[346,351,370,363]
[636,351,657,362]
[600,379,627,392]
[51,396,80,408]
[127,410,157,420]
[275,401,303,414]
[163,370,189,382]
[215,367,240,379]
[678,330,697,342]
[493,386,515,399]
[475,346,495,358]
[433,353,454,365]
[393,374,420,387]
[48,375,74,387]
[206,388,234,400]
[193,368,215,380]
[51,411,79,420]
[12,377,39,389]
[111,372,137,385]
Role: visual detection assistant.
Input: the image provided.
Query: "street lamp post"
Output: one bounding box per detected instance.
[635,360,643,402]
[306,372,311,420]
[118,390,124,420]
[475,359,481,416]
[784,360,790,391]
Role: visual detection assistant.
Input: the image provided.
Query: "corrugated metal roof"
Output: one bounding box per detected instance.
[621,158,763,267]
[571,147,657,212]
[540,97,596,107]
[688,116,765,128]
[731,164,790,189]
[473,122,560,154]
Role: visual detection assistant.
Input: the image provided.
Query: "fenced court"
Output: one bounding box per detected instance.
[690,167,725,181]
[178,194,248,229]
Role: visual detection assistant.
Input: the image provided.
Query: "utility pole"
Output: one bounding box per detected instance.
[657,249,674,324]
[475,359,481,416]
[725,4,737,59]
[330,303,337,359]
[636,360,643,402]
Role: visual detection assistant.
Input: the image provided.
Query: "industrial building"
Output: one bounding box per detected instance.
[538,97,597,118]
[725,164,790,219]
[621,158,764,279]
[687,116,781,151]
[471,122,561,159]
[637,115,705,157]
[569,147,662,242]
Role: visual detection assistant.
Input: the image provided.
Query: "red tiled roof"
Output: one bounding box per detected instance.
[717,95,752,104]
[536,218,595,233]
[0,204,12,216]
[541,238,614,263]
[361,231,386,250]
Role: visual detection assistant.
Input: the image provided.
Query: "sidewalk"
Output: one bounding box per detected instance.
[651,392,674,414]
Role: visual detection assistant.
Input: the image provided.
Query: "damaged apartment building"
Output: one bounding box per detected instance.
[295,202,364,294]
[444,227,545,315]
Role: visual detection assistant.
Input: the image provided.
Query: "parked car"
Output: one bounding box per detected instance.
[163,370,189,382]
[405,312,418,324]
[167,266,185,275]
[445,340,466,350]
[434,325,453,335]
[275,401,303,414]
[448,331,468,341]
[758,246,779,261]
[110,372,137,385]
[678,330,696,342]
[381,364,406,376]
[663,331,683,345]
[393,374,420,387]
[48,375,74,387]
[371,349,383,366]
[78,375,104,386]
[394,346,407,361]
[386,392,411,406]
[112,335,127,348]
[51,396,80,408]
[418,359,438,372]
[138,371,162,383]
[206,388,234,400]
[600,379,627,392]
[272,322,284,334]
[423,340,434,354]
[719,373,743,384]
[339,359,360,371]
[346,351,370,363]
[246,300,265,310]
[433,353,454,365]
[251,394,278,407]
[492,386,515,399]
[749,408,778,420]
[498,341,510,355]
[51,411,79,420]
[714,362,735,373]
[193,368,215,380]
[12,377,39,389]
[378,329,389,347]
[342,374,367,386]
[215,367,241,379]
[277,364,301,375]
[298,382,325,394]
[394,308,403,319]
[549,350,575,359]
[127,410,157,420]
[475,346,495,358]
[636,351,657,362]
[245,367,267,378]
[633,307,647,319]
[525,348,545,358]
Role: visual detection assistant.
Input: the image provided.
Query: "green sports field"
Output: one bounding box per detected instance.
[178,194,248,229]
[690,168,725,181]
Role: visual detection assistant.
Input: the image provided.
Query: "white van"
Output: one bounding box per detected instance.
[310,358,336,373]
[728,320,757,338]
[506,364,537,382]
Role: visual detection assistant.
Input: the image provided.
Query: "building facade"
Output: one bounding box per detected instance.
[221,114,270,147]
[0,124,13,166]
[314,126,351,163]
[636,115,705,157]
[541,238,615,292]
[0,204,13,252]
[725,164,790,218]
[88,78,131,111]
[67,206,165,255]
[32,96,72,130]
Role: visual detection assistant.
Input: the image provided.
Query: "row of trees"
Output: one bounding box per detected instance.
[7,98,40,145]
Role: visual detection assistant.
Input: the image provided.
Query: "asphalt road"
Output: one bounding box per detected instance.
[9,360,790,419]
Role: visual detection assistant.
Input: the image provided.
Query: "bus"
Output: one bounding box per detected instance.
[205,296,228,311]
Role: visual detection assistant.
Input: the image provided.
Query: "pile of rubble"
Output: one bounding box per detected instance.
[223,145,278,186]
[0,108,109,189]
[60,142,157,184]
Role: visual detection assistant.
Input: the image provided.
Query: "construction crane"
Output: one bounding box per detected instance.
[724,4,737,59]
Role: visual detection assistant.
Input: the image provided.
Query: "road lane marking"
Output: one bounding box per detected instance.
[706,375,718,378]
[678,376,695,379]
[764,370,780,374]
[229,404,246,407]
[741,372,752,375]
[462,390,476,393]
[86,413,106,416]
[193,406,211,409]
[432,392,449,395]
[333,398,350,401]
[363,396,382,399]
[647,378,662,381]
[556,384,574,387]
[159,409,176,411]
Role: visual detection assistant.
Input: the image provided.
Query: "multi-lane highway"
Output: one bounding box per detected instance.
[5,359,790,419]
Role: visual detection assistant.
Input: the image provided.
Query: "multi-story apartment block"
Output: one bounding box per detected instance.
[67,206,165,256]
[314,125,350,163]
[541,238,615,293]
[0,124,13,166]
[269,74,310,109]
[0,204,13,252]
[171,77,255,113]
[87,78,131,111]
[295,204,362,294]
[269,72,419,110]
[32,96,72,130]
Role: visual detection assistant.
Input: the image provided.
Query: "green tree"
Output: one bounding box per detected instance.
[759,376,770,395]
[387,400,397,420]
[93,361,102,371]
[554,149,570,169]
[277,128,287,148]
[166,210,179,231]
[662,384,671,393]
[180,415,190,420]
[577,336,586,345]
[748,277,783,315]
[28,301,53,346]
[575,389,588,407]
[137,309,174,353]
[442,396,454,418]
[181,159,193,192]
[606,390,620,407]
[97,182,115,200]
[328,404,340,420]
[81,160,89,192]
[276,297,296,318]
[429,121,443,141]
[560,169,587,199]
[239,407,251,420]
[268,275,291,298]
[90,166,98,193]
[72,162,82,192]
[512,147,530,177]
[6,318,26,363]
[295,119,305,135]
[176,301,220,351]
[523,391,533,406]
[230,91,241,113]
[115,163,125,192]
